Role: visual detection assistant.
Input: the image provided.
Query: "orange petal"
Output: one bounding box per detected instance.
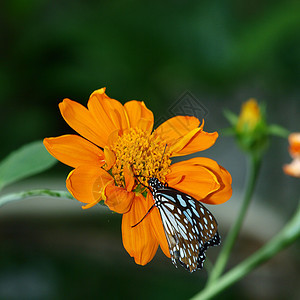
[124,101,154,132]
[137,118,154,132]
[88,88,129,136]
[43,135,105,168]
[59,99,107,148]
[82,198,103,209]
[166,157,232,205]
[148,193,170,258]
[104,185,135,214]
[121,194,159,265]
[66,165,114,205]
[167,159,220,200]
[123,165,135,192]
[289,133,300,158]
[171,130,219,157]
[169,127,201,154]
[104,147,116,170]
[107,129,121,148]
[201,165,232,204]
[154,116,200,144]
[283,158,300,178]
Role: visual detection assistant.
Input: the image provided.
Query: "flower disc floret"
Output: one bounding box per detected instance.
[111,128,171,188]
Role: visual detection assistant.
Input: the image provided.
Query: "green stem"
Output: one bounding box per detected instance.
[190,201,300,300]
[0,189,75,208]
[207,154,261,286]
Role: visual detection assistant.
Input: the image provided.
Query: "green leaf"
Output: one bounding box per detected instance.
[223,109,238,126]
[219,127,235,136]
[0,140,57,191]
[268,124,290,138]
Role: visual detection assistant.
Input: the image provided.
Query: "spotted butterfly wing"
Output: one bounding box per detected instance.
[148,177,220,273]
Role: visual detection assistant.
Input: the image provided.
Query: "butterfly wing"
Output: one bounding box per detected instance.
[155,187,220,272]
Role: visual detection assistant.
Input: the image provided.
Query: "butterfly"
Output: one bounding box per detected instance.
[134,176,221,273]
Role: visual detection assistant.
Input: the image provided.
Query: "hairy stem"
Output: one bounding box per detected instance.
[191,201,300,300]
[0,189,74,208]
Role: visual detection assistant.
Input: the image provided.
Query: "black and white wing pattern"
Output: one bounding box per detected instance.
[148,177,220,273]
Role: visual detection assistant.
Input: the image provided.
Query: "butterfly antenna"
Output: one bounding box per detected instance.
[135,174,148,189]
[130,146,167,228]
[131,165,149,188]
[157,144,168,172]
[131,203,156,228]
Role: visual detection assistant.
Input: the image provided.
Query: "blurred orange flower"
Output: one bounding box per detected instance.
[283,133,300,178]
[44,88,232,265]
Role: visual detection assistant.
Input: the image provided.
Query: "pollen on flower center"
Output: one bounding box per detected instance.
[111,128,171,189]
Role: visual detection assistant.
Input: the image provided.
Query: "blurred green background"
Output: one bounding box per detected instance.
[1,0,299,299]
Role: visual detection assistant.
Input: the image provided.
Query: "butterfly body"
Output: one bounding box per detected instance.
[148,177,221,272]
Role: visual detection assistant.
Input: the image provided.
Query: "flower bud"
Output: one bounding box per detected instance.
[235,99,268,156]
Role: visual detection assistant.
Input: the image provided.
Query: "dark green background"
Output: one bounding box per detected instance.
[1,1,299,299]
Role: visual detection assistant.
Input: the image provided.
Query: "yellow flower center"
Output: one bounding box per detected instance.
[111,128,171,189]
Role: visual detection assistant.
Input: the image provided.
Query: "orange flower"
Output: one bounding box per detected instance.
[283,133,300,178]
[44,88,232,265]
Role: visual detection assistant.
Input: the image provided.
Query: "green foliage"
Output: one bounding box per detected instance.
[0,140,56,191]
[1,1,300,156]
[268,124,290,138]
[0,2,299,299]
[192,201,300,300]
[223,109,238,127]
